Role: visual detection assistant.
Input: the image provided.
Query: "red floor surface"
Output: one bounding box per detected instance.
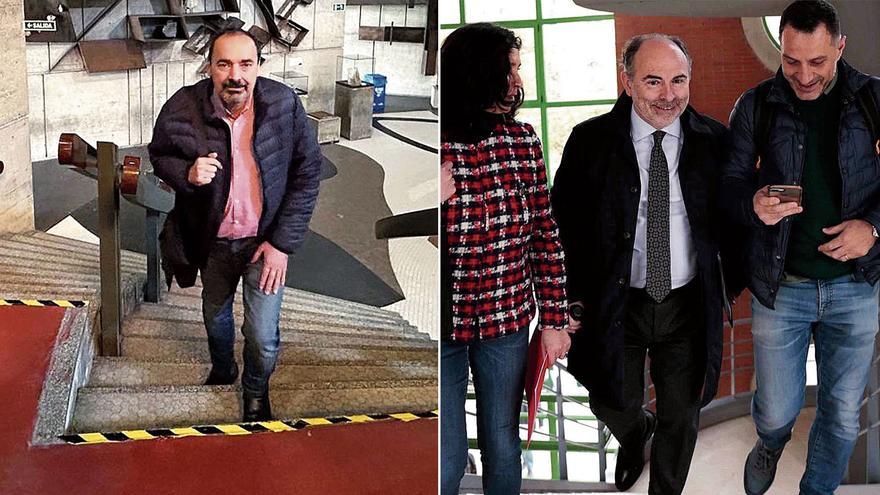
[0,306,438,495]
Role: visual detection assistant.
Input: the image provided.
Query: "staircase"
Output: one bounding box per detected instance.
[1,230,437,437]
[75,284,438,432]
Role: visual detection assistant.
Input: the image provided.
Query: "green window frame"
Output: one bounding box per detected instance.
[441,0,616,185]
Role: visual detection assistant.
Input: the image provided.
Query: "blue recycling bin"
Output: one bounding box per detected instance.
[363,73,387,113]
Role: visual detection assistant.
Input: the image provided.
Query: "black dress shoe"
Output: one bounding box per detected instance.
[243,393,272,422]
[615,409,657,491]
[204,362,239,385]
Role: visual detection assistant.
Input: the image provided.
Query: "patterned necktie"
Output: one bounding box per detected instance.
[645,130,671,303]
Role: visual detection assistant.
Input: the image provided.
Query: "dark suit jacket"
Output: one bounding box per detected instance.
[550,93,746,410]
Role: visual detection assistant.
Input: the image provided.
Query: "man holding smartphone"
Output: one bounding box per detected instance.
[721,1,880,494]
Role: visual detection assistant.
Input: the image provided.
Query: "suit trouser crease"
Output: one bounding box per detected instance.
[201,238,284,398]
[590,282,706,495]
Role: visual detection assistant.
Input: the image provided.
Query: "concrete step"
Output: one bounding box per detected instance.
[3,232,409,325]
[0,276,146,320]
[0,260,144,279]
[4,234,146,270]
[124,317,435,347]
[121,335,438,365]
[89,357,437,387]
[71,381,438,432]
[0,257,145,279]
[0,258,144,289]
[147,297,410,330]
[0,272,97,289]
[133,302,419,334]
[179,280,407,318]
[0,238,145,273]
[13,230,148,264]
[163,288,404,323]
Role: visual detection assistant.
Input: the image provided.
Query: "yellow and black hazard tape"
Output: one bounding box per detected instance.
[0,299,88,308]
[59,410,439,445]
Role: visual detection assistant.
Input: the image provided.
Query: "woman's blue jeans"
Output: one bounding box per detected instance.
[440,328,528,495]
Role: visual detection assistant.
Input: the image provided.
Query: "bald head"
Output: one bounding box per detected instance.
[620,34,691,130]
[621,34,692,79]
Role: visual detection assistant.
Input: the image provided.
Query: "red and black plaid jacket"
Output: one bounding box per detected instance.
[442,118,567,343]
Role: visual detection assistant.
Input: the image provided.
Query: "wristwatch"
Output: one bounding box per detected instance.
[568,303,584,322]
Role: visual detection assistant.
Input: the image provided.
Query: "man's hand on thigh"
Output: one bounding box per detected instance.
[250,241,288,294]
[818,219,877,261]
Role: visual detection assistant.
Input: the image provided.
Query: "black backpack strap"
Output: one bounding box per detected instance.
[853,82,880,154]
[752,79,775,168]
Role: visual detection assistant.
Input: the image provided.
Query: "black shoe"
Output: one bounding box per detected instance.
[614,409,656,491]
[744,439,784,495]
[204,362,239,385]
[243,393,272,422]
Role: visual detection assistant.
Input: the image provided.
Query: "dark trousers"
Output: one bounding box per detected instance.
[590,281,706,495]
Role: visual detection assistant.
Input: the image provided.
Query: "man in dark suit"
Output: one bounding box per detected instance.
[551,34,742,494]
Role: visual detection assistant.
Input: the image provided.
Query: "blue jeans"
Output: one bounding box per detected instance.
[440,328,528,495]
[201,238,284,398]
[751,274,879,495]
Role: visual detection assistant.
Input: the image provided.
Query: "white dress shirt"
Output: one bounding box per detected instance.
[629,108,697,290]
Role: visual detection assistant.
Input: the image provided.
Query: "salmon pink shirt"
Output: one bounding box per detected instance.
[212,93,263,239]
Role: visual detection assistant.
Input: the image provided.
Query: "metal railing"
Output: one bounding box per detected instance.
[463,320,880,490]
[57,134,173,356]
[465,358,615,487]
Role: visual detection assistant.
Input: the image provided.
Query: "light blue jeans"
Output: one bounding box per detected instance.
[201,238,284,399]
[751,274,879,495]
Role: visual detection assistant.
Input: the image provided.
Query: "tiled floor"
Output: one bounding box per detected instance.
[633,408,814,494]
[339,110,438,339]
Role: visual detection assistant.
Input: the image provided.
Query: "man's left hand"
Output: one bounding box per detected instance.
[818,219,877,262]
[250,241,288,294]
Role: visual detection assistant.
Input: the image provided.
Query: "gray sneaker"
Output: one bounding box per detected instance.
[744,439,784,495]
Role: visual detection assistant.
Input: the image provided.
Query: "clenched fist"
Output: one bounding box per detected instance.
[188,152,223,186]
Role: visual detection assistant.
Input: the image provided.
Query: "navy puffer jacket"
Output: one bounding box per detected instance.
[721,60,880,308]
[149,77,321,287]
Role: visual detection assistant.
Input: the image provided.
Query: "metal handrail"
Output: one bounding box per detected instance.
[463,324,880,487]
[465,358,612,482]
[56,134,173,355]
[463,409,608,452]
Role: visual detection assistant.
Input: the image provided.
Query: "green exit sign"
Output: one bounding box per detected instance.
[332,3,344,11]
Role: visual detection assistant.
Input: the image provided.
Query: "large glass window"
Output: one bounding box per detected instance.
[541,0,608,19]
[543,19,617,103]
[465,0,536,23]
[439,0,461,25]
[441,0,616,184]
[764,16,782,49]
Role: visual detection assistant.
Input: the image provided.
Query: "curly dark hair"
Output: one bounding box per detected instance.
[440,23,523,136]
